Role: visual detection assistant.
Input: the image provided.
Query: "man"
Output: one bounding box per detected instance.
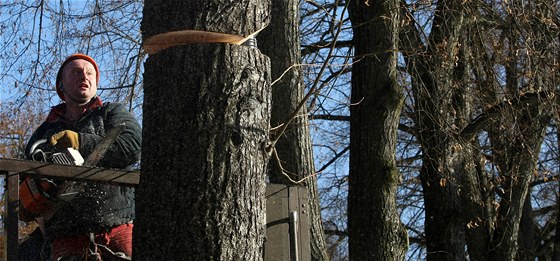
[20,54,142,260]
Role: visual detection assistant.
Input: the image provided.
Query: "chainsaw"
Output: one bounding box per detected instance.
[20,124,126,216]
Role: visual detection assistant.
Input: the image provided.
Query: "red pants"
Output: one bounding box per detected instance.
[51,223,133,260]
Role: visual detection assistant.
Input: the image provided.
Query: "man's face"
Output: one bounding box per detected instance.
[60,59,97,105]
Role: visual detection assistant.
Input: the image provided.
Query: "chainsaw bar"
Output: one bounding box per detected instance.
[84,123,126,166]
[57,123,126,202]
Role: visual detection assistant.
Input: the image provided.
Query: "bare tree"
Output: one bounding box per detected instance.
[347,0,408,259]
[400,0,559,259]
[259,0,330,260]
[400,0,472,259]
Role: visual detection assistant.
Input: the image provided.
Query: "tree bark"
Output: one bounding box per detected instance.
[347,0,408,260]
[135,1,271,260]
[258,1,329,260]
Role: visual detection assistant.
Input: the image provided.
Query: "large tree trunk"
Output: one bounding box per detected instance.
[258,1,329,260]
[134,1,271,260]
[347,0,408,260]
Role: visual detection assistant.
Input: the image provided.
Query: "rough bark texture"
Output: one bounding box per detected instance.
[347,0,408,260]
[141,1,268,38]
[135,1,271,260]
[258,1,329,260]
[260,0,308,185]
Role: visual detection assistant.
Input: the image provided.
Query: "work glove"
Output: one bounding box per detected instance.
[50,130,80,149]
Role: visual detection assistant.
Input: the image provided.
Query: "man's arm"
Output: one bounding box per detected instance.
[79,103,142,169]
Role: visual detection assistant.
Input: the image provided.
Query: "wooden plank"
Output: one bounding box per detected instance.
[4,172,19,261]
[265,184,290,261]
[265,184,311,261]
[2,160,314,261]
[0,158,139,186]
[297,187,311,261]
[0,158,139,260]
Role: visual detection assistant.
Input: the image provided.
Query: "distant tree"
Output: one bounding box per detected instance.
[299,2,353,259]
[258,0,329,260]
[400,0,559,259]
[400,0,473,259]
[0,101,43,159]
[134,0,271,260]
[347,0,408,259]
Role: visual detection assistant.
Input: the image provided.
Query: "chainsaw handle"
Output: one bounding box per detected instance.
[29,139,48,158]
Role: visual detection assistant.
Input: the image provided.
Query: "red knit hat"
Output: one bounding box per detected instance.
[55,54,100,101]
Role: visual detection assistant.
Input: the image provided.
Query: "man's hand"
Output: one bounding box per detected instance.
[50,130,80,149]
